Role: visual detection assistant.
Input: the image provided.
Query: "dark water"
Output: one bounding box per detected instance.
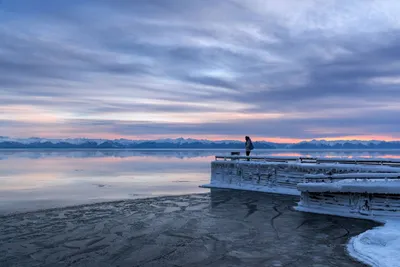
[1,149,400,213]
[0,190,378,267]
[0,150,388,266]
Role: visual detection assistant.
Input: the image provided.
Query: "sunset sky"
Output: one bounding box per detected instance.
[1,0,400,142]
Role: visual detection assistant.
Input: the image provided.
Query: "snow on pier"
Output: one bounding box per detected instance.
[297,179,400,219]
[214,155,400,166]
[201,156,400,196]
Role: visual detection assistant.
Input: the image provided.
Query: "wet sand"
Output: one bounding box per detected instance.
[0,189,378,267]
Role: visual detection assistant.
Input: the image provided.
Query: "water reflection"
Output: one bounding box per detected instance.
[2,149,400,160]
[1,149,400,214]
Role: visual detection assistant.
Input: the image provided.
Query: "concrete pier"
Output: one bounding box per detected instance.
[202,156,400,219]
[202,156,400,196]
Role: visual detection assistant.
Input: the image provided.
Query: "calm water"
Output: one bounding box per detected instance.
[1,149,400,214]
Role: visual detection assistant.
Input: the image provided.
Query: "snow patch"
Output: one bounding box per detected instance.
[348,220,400,267]
[298,179,400,194]
[305,173,400,179]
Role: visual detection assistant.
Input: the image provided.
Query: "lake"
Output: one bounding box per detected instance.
[1,149,393,266]
[1,149,400,214]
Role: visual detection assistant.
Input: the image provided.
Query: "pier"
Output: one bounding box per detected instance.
[215,155,400,166]
[202,155,400,219]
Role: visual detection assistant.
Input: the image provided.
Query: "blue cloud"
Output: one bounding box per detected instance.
[1,0,400,139]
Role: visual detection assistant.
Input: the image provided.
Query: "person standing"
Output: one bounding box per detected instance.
[245,136,254,156]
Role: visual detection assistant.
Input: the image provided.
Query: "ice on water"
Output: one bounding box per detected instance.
[349,220,400,267]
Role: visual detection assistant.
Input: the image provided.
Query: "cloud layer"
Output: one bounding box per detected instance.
[1,0,400,141]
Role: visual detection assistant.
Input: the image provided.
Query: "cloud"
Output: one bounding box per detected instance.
[1,0,400,140]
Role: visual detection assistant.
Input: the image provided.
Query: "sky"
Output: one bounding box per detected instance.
[1,0,400,142]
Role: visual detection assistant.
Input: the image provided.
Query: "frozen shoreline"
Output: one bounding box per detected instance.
[347,220,400,267]
[0,190,375,267]
[0,193,207,217]
[297,201,400,267]
[1,190,395,267]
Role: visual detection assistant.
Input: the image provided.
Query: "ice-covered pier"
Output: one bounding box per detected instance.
[201,155,400,219]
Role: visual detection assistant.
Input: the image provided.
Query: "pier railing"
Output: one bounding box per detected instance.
[303,173,400,183]
[214,155,400,167]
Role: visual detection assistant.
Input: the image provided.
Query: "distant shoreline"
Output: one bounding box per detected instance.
[2,148,400,151]
[2,138,400,150]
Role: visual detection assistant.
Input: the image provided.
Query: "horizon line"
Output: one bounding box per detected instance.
[2,136,400,144]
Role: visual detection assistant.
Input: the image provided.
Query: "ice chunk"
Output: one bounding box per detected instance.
[348,220,400,267]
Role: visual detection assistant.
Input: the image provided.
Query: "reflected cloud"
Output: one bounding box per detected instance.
[1,149,400,213]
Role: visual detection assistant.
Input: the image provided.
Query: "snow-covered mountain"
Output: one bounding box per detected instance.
[297,139,383,146]
[0,136,399,149]
[290,139,400,149]
[0,136,247,149]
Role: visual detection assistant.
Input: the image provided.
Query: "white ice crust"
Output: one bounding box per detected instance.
[298,179,400,194]
[348,220,400,267]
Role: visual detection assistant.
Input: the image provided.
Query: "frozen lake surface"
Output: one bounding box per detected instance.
[1,149,400,214]
[0,190,378,267]
[1,149,398,266]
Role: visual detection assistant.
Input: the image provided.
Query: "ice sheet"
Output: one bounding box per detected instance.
[348,220,400,267]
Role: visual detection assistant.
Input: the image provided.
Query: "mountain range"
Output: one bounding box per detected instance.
[1,137,400,149]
